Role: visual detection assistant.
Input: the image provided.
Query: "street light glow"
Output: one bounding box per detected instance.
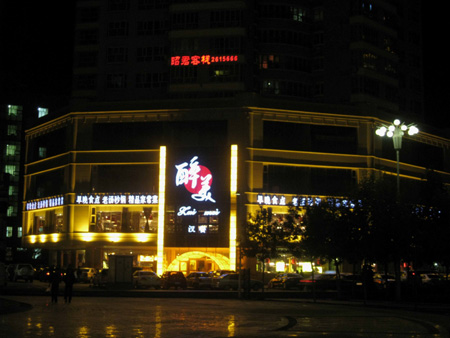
[375,119,419,196]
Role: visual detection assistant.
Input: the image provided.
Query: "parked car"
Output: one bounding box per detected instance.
[373,274,396,288]
[186,272,212,289]
[78,267,97,283]
[209,270,235,286]
[268,273,304,289]
[214,273,263,291]
[161,271,187,289]
[8,263,34,282]
[299,273,353,291]
[91,269,109,288]
[416,272,443,286]
[133,270,161,289]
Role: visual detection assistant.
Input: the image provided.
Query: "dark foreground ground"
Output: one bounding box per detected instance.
[1,281,450,337]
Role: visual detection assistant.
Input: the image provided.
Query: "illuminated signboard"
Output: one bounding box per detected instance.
[26,196,64,211]
[175,156,215,203]
[257,194,359,208]
[177,206,221,217]
[171,55,238,66]
[75,193,158,205]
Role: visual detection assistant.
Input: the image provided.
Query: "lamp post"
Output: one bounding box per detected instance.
[375,119,419,196]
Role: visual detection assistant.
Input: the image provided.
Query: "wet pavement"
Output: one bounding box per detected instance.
[1,295,450,337]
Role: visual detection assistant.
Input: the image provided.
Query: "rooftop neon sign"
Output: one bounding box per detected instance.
[171,55,238,66]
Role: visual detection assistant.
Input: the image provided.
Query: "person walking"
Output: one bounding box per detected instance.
[64,265,76,303]
[49,266,62,304]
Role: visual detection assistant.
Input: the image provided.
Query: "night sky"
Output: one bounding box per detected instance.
[0,1,447,129]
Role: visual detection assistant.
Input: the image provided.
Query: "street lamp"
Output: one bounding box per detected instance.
[375,119,419,196]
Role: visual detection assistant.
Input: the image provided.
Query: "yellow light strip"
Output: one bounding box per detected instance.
[157,146,166,275]
[229,145,238,271]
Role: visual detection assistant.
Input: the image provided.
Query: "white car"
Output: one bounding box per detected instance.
[133,271,161,289]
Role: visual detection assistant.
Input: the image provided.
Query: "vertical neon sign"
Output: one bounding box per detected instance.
[229,145,238,271]
[157,146,166,275]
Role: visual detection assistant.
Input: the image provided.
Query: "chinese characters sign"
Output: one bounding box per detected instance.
[256,194,359,208]
[75,193,158,205]
[26,196,64,211]
[175,156,215,203]
[171,55,238,66]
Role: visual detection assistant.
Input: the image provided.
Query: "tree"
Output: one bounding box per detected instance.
[241,206,303,287]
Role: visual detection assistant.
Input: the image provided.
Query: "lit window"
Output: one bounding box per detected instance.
[39,147,47,159]
[8,186,16,196]
[7,206,14,217]
[38,107,48,118]
[7,125,17,135]
[6,144,16,156]
[262,80,280,94]
[291,7,305,22]
[8,105,18,116]
[6,227,13,237]
[5,165,17,176]
[18,227,23,238]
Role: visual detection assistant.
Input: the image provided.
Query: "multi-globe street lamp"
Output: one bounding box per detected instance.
[375,119,419,195]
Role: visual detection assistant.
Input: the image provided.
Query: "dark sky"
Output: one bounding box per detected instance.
[0,1,76,119]
[0,1,447,129]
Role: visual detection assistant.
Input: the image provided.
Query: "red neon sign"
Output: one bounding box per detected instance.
[171,55,238,66]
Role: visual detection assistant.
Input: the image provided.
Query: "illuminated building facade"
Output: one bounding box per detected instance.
[21,0,450,273]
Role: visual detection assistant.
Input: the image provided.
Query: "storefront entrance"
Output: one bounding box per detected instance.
[166,251,230,275]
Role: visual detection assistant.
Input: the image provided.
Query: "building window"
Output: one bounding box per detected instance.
[38,107,48,118]
[18,227,22,238]
[313,7,324,21]
[7,125,17,135]
[4,165,17,176]
[7,105,19,116]
[137,46,166,62]
[136,72,167,88]
[75,74,97,90]
[291,7,306,22]
[6,227,13,238]
[138,0,165,10]
[77,51,98,67]
[259,55,279,69]
[77,7,99,23]
[170,67,198,84]
[39,147,47,159]
[94,210,157,233]
[7,206,14,217]
[107,47,128,63]
[107,22,129,37]
[210,65,241,82]
[77,29,98,45]
[362,53,377,70]
[262,80,280,95]
[8,186,16,196]
[107,74,127,88]
[137,21,166,35]
[108,0,130,11]
[171,12,198,29]
[6,144,16,156]
[210,10,242,28]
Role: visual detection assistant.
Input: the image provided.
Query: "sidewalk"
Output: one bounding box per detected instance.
[2,286,450,316]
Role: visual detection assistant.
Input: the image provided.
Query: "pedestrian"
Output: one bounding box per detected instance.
[49,266,62,303]
[64,265,76,303]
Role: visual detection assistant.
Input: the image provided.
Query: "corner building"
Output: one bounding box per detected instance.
[22,0,450,274]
